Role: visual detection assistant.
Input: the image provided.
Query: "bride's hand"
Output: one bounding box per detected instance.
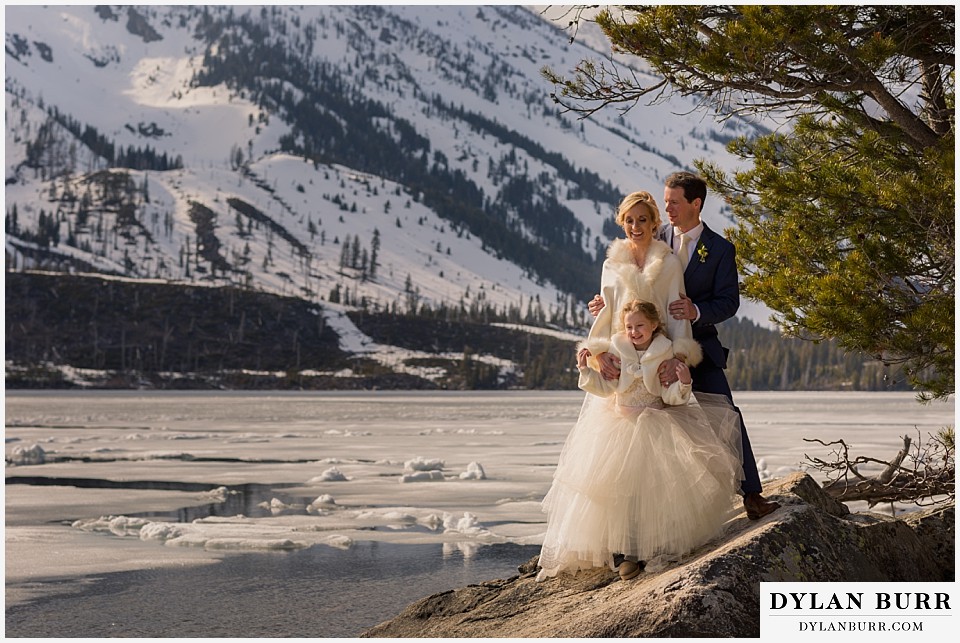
[597,351,621,381]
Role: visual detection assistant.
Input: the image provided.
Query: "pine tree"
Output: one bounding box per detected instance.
[370,228,380,279]
[350,235,361,269]
[546,5,955,400]
[339,234,350,271]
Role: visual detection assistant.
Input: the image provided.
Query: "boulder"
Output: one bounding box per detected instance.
[362,472,954,638]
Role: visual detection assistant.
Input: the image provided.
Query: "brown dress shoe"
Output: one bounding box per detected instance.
[743,492,780,520]
[618,559,643,580]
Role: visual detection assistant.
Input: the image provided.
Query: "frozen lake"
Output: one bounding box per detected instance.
[5,390,954,637]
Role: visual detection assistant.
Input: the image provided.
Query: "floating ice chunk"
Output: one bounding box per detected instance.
[420,514,443,531]
[7,443,46,465]
[108,516,150,536]
[443,511,487,535]
[140,522,184,541]
[321,535,353,550]
[306,494,337,513]
[440,512,496,542]
[404,456,444,471]
[202,486,233,502]
[308,467,349,483]
[258,498,305,515]
[72,515,149,537]
[72,517,102,531]
[399,470,444,483]
[449,512,474,532]
[459,462,486,480]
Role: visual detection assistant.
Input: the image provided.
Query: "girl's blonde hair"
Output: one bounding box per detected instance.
[615,191,661,229]
[621,299,668,339]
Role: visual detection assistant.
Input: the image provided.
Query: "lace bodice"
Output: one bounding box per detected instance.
[616,375,664,410]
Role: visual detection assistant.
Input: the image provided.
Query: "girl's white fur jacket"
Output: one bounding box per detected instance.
[578,333,692,406]
[587,238,703,368]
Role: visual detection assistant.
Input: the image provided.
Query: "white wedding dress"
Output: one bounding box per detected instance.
[537,336,744,581]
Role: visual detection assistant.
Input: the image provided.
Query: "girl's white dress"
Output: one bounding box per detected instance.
[537,332,744,580]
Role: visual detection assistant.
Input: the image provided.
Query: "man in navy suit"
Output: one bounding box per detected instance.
[590,171,779,520]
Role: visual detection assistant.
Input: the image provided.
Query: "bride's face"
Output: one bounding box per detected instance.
[621,205,657,248]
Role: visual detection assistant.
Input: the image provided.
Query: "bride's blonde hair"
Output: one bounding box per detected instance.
[615,191,661,228]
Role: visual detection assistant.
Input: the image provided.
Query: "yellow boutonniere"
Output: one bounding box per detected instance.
[697,244,709,263]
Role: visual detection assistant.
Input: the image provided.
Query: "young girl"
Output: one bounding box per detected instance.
[537,300,744,582]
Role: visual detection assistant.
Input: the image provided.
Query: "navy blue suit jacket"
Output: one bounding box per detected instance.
[658,222,739,369]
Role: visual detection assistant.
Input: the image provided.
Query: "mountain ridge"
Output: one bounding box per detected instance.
[5,4,764,325]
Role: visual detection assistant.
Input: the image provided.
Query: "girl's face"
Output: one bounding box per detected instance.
[620,205,657,248]
[624,311,657,349]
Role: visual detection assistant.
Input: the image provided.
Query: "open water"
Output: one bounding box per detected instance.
[4,540,539,638]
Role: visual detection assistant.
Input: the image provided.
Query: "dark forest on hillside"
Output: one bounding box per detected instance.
[6,272,912,392]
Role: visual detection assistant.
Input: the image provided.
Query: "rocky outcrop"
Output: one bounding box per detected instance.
[362,473,954,638]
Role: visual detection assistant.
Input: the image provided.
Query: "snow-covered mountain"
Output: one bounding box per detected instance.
[5,5,769,329]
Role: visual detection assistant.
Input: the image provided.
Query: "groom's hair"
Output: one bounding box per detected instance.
[665,172,707,211]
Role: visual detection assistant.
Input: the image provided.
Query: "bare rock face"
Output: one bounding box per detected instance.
[362,472,954,638]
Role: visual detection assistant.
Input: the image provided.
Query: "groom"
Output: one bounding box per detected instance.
[589,171,780,520]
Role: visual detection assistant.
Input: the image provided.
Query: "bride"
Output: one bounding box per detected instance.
[536,191,744,581]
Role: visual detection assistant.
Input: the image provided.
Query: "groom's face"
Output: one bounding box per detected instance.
[664,186,701,232]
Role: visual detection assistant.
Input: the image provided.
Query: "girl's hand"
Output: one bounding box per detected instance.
[676,361,692,385]
[577,348,592,368]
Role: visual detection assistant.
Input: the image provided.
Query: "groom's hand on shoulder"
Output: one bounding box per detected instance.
[668,293,696,320]
[587,294,605,318]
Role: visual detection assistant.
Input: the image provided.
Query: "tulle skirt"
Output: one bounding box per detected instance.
[537,392,744,580]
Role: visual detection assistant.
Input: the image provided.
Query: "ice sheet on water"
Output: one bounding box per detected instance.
[6,390,951,601]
